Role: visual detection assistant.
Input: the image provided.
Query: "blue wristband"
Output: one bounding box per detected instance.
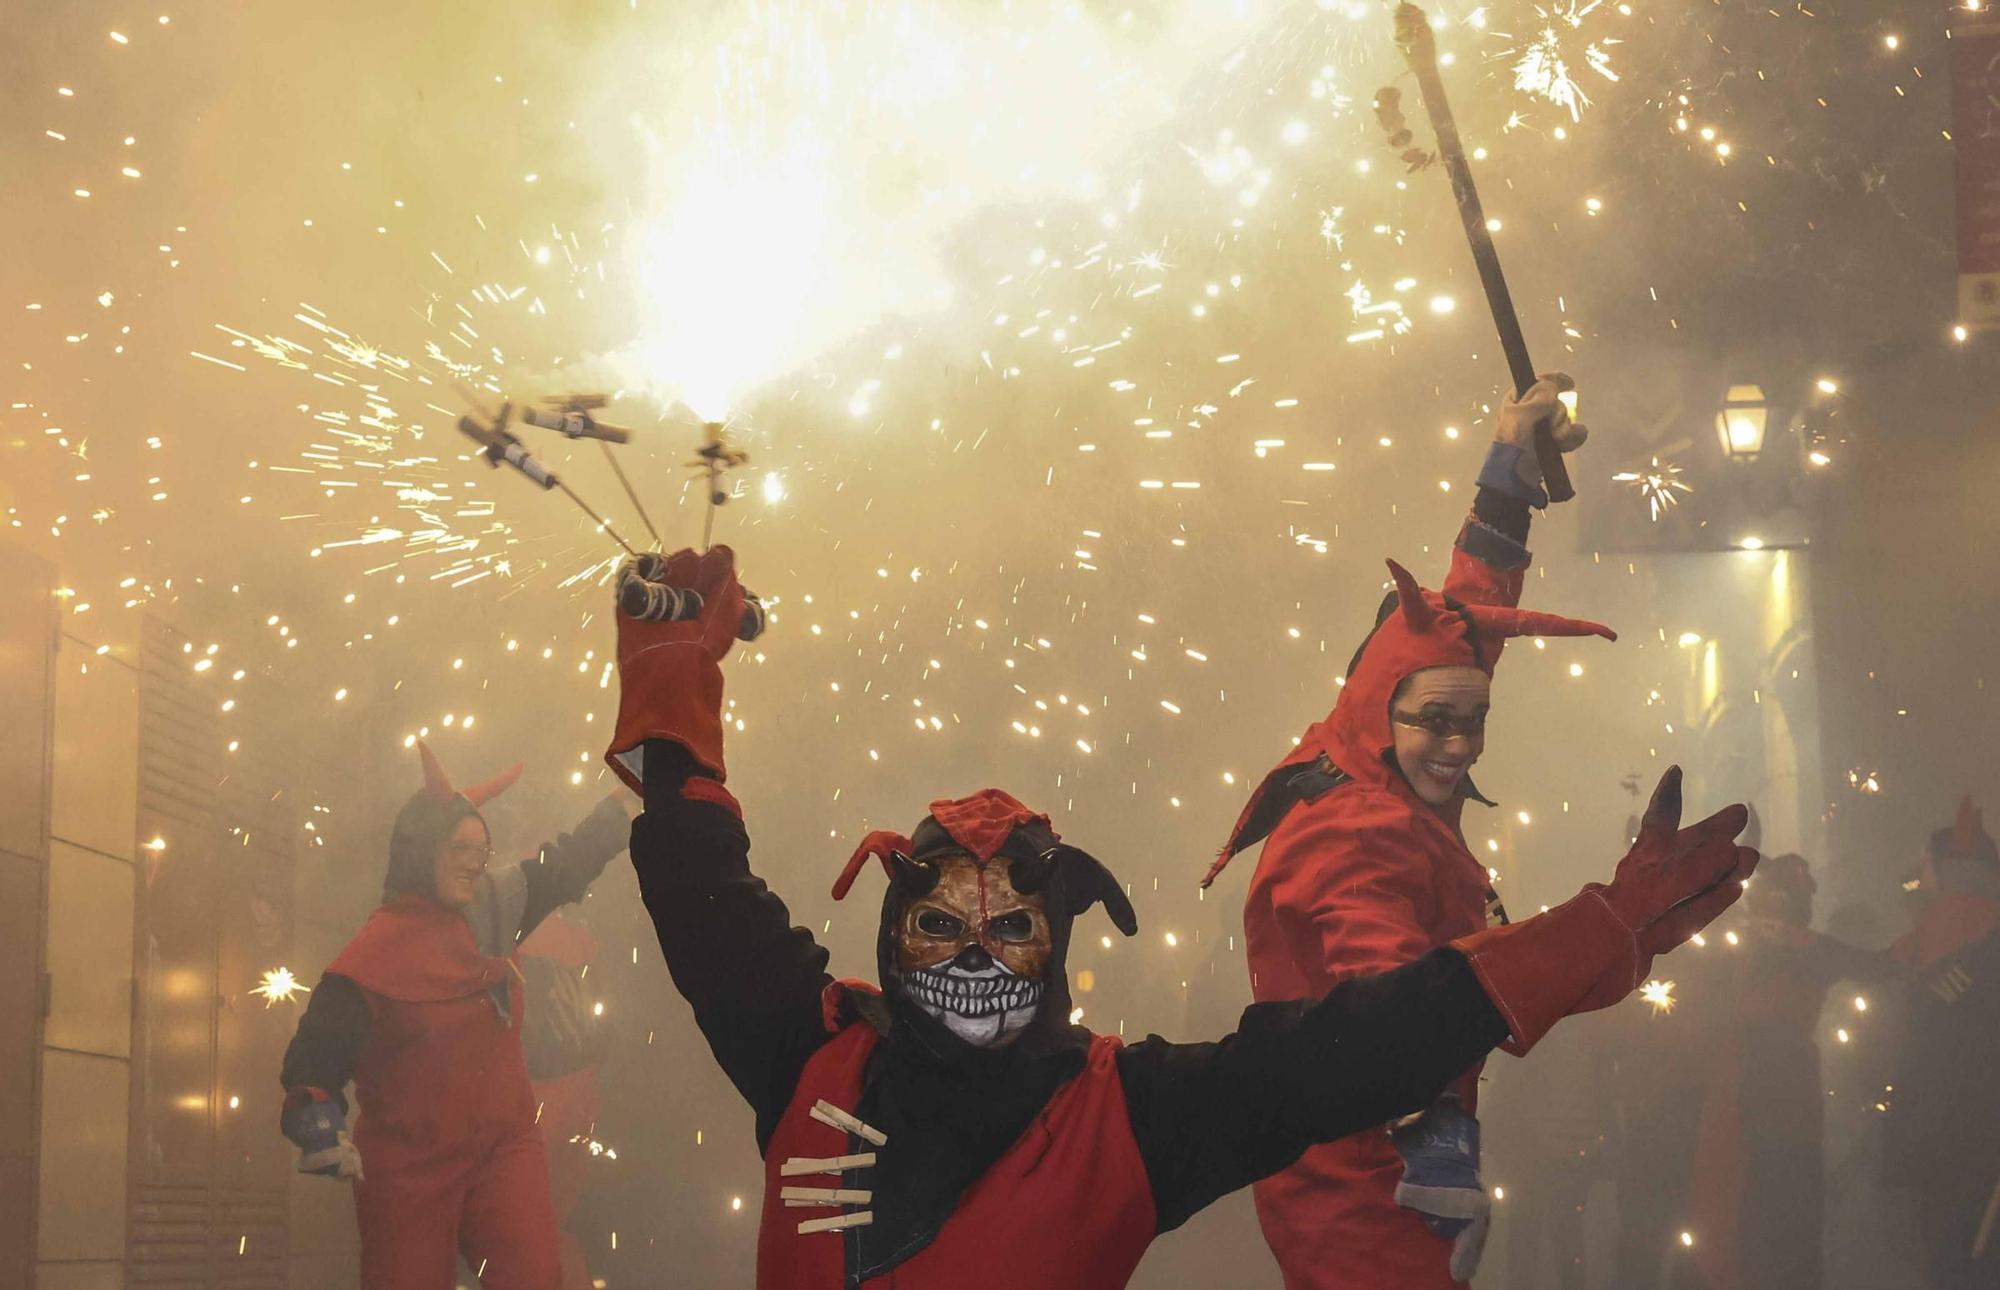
[1477,442,1547,508]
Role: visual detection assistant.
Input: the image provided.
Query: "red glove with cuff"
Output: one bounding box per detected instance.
[1452,766,1757,1054]
[605,545,745,791]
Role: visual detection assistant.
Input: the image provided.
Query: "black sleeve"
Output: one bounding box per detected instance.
[519,793,632,941]
[632,740,836,1150]
[1472,485,1532,546]
[278,973,371,1114]
[1116,947,1509,1232]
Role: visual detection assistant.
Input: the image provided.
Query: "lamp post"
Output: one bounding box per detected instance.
[1715,382,1771,462]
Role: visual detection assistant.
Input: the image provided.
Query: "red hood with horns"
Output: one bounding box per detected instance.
[1202,558,1614,887]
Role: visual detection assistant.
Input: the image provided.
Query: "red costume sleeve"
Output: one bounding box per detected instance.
[1441,525,1526,610]
[1264,795,1441,983]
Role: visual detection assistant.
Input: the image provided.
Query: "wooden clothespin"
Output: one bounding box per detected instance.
[781,1187,873,1207]
[810,1100,888,1147]
[797,1211,874,1236]
[781,1153,877,1177]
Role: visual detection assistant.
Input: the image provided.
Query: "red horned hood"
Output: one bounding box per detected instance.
[1202,559,1614,887]
[1316,559,1616,789]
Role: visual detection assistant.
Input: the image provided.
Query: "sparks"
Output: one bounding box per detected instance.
[250,966,309,1007]
[1507,2,1621,123]
[1611,457,1692,521]
[1640,978,1676,1015]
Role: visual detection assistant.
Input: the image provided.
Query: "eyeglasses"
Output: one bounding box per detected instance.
[443,841,497,867]
[1391,710,1487,740]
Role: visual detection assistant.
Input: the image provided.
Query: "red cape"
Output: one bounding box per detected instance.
[327,896,514,1003]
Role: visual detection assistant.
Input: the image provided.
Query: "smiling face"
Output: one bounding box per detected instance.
[431,814,491,909]
[1389,665,1491,808]
[894,853,1052,1047]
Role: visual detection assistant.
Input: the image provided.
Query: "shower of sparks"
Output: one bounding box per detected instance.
[11,16,1974,1250]
[1611,457,1691,521]
[250,967,309,1008]
[1507,2,1621,123]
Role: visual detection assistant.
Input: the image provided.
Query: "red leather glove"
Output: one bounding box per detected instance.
[1453,766,1758,1054]
[605,546,745,790]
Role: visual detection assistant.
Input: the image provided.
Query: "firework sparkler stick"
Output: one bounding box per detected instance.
[1391,2,1575,504]
[520,395,632,444]
[688,421,751,552]
[599,441,663,549]
[458,404,640,558]
[517,394,663,547]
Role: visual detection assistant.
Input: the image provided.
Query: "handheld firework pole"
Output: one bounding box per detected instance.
[1384,2,1575,504]
[457,389,767,638]
[688,420,751,551]
[522,394,663,549]
[455,394,642,558]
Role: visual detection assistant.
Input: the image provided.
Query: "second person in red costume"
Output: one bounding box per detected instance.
[1203,376,1616,1289]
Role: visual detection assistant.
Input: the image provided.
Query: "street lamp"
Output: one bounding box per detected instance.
[1715,383,1770,461]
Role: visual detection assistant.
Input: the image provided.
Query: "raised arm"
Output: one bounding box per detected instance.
[1124,766,1758,1231]
[605,546,835,1150]
[516,792,633,940]
[463,793,633,957]
[633,739,833,1147]
[1445,372,1584,608]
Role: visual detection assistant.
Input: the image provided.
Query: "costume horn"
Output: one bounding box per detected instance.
[1460,604,1617,643]
[833,830,915,900]
[416,740,456,802]
[462,762,524,808]
[1386,559,1436,631]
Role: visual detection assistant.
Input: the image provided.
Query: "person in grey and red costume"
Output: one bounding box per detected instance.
[277,745,632,1290]
[607,541,1763,1290]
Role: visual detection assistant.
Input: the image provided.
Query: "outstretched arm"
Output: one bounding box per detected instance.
[1128,766,1757,1232]
[1119,947,1505,1231]
[517,792,633,940]
[633,738,834,1150]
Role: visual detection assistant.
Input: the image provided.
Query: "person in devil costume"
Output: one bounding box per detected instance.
[1199,375,1630,1288]
[1882,800,2000,1289]
[277,745,632,1290]
[1684,853,1897,1290]
[605,540,1760,1290]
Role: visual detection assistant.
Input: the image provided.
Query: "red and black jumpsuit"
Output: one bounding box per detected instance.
[633,741,1516,1289]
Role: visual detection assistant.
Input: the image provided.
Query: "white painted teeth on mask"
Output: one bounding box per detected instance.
[907,969,1042,1018]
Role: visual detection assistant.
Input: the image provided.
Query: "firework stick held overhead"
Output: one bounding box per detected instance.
[1391,1,1574,504]
[516,392,662,547]
[689,420,751,551]
[457,402,641,557]
[598,440,664,550]
[521,393,633,444]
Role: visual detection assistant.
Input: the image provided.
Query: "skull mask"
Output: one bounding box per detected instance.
[833,788,1140,1056]
[893,853,1052,1048]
